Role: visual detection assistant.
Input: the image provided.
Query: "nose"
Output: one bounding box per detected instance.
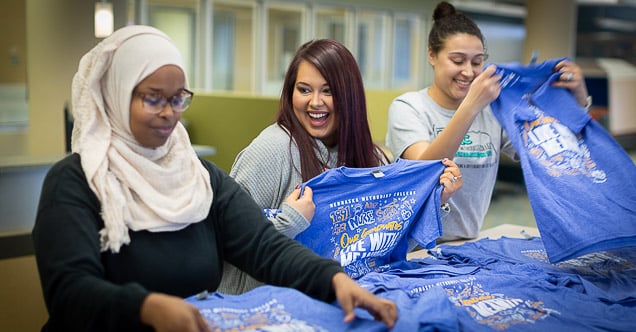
[460,62,475,78]
[157,101,178,117]
[309,92,324,109]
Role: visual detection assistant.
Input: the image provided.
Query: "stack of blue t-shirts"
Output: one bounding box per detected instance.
[357,264,636,332]
[428,236,636,306]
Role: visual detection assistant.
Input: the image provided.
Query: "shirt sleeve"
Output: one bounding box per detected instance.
[229,125,309,237]
[208,161,343,302]
[386,92,435,159]
[32,155,150,332]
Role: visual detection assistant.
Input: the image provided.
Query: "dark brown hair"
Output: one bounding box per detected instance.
[428,1,486,55]
[276,39,388,181]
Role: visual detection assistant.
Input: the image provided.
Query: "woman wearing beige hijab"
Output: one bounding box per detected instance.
[32,25,396,332]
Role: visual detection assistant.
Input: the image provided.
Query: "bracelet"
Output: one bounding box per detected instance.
[584,95,592,111]
[441,203,451,213]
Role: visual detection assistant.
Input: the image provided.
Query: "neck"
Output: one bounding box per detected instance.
[428,85,460,110]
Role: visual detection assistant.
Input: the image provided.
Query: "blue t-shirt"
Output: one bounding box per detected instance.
[491,58,636,263]
[294,158,445,278]
[185,286,387,331]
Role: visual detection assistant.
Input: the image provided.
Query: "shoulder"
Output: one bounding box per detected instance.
[392,88,428,104]
[389,88,434,114]
[231,124,295,169]
[44,153,86,189]
[39,153,98,210]
[253,124,293,146]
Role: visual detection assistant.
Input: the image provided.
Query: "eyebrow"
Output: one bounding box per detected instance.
[448,52,486,58]
[295,81,329,89]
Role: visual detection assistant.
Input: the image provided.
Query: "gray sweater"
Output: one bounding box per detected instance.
[218,124,340,294]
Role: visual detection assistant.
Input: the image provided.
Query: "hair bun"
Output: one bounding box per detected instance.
[433,1,457,21]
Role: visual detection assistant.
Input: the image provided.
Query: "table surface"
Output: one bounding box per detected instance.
[407,223,540,260]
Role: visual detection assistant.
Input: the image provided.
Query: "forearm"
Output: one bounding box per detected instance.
[272,202,310,238]
[404,105,479,160]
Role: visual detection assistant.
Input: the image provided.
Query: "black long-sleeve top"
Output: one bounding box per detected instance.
[32,153,343,332]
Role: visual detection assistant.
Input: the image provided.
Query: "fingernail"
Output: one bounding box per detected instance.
[295,184,301,189]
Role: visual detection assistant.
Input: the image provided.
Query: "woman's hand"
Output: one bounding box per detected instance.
[284,186,315,222]
[440,158,462,204]
[140,293,211,332]
[332,272,398,328]
[461,65,503,115]
[552,60,590,108]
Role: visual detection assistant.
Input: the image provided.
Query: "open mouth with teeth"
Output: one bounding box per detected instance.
[455,78,471,88]
[307,111,329,126]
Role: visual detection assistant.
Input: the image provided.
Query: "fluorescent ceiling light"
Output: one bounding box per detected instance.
[95,2,114,38]
[596,17,636,31]
[452,1,526,18]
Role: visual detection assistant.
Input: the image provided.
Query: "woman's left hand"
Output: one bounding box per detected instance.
[552,60,590,108]
[440,158,462,204]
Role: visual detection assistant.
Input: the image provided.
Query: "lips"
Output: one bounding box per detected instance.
[455,78,471,88]
[155,125,175,137]
[307,112,329,126]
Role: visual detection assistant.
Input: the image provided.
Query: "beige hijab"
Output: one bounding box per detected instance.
[71,25,213,253]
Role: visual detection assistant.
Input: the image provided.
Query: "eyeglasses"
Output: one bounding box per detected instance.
[133,89,194,114]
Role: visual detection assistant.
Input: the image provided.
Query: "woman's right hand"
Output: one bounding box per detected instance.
[461,65,502,114]
[284,186,315,222]
[140,293,210,332]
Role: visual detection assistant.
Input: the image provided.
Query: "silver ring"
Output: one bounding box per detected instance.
[564,72,573,81]
[450,175,462,183]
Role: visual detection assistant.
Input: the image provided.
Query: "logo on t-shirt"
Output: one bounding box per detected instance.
[522,111,607,184]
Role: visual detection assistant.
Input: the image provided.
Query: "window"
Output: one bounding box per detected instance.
[392,14,421,90]
[212,3,255,92]
[134,0,426,94]
[357,11,388,89]
[315,7,346,43]
[148,5,197,86]
[264,3,304,95]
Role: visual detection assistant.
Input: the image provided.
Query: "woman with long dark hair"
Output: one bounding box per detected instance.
[219,38,462,294]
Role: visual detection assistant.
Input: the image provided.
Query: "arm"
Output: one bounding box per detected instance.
[32,155,150,331]
[229,126,311,237]
[403,65,502,161]
[210,162,398,327]
[33,155,210,332]
[212,163,341,300]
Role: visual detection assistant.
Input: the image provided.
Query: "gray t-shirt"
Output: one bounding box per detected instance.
[218,124,339,294]
[386,88,516,241]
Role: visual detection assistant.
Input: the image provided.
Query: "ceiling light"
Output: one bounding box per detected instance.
[95,2,114,38]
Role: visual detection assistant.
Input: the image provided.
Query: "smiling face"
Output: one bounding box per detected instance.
[428,33,487,110]
[129,65,185,148]
[292,60,338,147]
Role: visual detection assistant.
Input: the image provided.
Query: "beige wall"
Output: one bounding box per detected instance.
[24,0,101,156]
[523,0,577,63]
[0,1,27,83]
[0,0,127,157]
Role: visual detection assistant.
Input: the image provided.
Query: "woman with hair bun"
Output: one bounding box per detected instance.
[386,1,590,242]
